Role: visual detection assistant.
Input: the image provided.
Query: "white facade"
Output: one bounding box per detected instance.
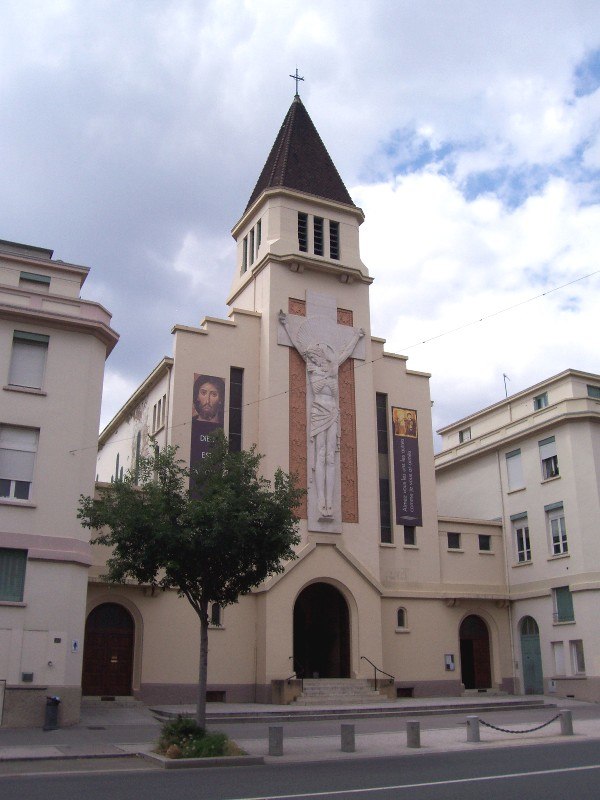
[89,98,514,705]
[436,369,600,700]
[0,239,117,726]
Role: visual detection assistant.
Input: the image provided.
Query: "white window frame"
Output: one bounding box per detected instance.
[447,531,461,550]
[8,331,49,390]
[570,639,586,674]
[0,426,39,501]
[512,515,531,563]
[552,641,565,675]
[533,392,548,410]
[458,427,471,443]
[587,384,600,399]
[539,436,559,480]
[546,503,568,555]
[478,534,492,552]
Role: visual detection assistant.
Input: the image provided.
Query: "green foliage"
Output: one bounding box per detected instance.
[158,715,204,751]
[78,431,303,614]
[157,716,229,758]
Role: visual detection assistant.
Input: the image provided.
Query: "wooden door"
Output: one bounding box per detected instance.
[82,604,134,696]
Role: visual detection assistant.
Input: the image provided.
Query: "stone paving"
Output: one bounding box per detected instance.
[0,695,597,766]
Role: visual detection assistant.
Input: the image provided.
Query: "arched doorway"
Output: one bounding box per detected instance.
[459,614,492,690]
[520,616,543,694]
[293,583,350,678]
[82,603,135,696]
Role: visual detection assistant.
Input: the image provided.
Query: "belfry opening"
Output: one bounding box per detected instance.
[293,583,350,679]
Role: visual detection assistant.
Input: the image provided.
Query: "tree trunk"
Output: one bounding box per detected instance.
[196,599,209,728]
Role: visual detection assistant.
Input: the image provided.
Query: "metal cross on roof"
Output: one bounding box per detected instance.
[289,68,305,96]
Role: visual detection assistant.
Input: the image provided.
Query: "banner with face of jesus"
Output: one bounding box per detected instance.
[190,373,225,469]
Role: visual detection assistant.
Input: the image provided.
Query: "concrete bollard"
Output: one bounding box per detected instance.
[560,709,574,736]
[269,725,284,756]
[466,715,481,743]
[406,720,421,748]
[341,723,355,752]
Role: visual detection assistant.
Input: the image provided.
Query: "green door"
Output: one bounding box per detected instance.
[520,616,543,695]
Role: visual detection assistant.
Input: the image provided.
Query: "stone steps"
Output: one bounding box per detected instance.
[292,678,392,706]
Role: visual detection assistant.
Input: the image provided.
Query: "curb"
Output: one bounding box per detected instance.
[140,752,265,769]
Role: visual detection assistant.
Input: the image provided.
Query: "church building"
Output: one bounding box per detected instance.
[90,95,513,704]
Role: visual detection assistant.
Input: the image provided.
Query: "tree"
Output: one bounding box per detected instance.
[78,432,302,728]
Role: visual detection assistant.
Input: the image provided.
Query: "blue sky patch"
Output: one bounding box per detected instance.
[574,49,600,97]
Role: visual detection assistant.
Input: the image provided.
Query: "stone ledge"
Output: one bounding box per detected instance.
[140,751,264,769]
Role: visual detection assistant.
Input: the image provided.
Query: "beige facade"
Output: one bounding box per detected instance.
[0,240,117,726]
[90,97,514,704]
[436,369,600,701]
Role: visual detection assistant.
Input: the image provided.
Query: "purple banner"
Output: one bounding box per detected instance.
[392,407,422,527]
[190,373,225,470]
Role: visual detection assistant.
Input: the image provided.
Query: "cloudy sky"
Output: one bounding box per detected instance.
[2,1,600,447]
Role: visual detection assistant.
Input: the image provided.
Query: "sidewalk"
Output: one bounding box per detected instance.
[0,695,597,767]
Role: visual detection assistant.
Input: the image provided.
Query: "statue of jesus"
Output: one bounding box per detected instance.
[279,310,365,519]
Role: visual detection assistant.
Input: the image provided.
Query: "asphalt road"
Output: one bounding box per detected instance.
[1,740,600,800]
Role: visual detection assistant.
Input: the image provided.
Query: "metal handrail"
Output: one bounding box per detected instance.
[287,656,305,690]
[360,656,395,692]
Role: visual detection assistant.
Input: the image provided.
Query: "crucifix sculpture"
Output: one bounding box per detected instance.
[279,291,366,532]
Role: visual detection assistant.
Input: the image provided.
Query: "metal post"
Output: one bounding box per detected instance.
[268,725,283,756]
[560,709,573,736]
[341,723,355,752]
[466,715,480,742]
[406,720,421,748]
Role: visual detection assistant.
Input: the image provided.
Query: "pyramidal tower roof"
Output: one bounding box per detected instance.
[245,95,355,211]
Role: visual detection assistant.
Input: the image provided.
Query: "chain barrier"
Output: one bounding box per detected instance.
[479,713,562,734]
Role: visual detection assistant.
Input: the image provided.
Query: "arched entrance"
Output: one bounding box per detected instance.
[82,603,135,696]
[293,583,350,678]
[459,614,492,690]
[520,616,543,694]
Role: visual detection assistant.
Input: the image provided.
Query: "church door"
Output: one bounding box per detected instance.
[520,616,543,694]
[459,615,492,690]
[293,583,350,679]
[82,603,134,696]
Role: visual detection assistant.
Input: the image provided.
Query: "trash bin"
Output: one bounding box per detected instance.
[43,695,60,731]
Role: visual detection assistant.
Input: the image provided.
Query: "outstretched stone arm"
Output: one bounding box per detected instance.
[279,309,305,359]
[337,327,365,365]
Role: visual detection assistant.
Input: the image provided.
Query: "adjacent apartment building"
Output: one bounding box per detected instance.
[436,369,600,701]
[0,240,118,726]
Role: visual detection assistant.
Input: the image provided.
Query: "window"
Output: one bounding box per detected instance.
[228,367,243,453]
[396,607,407,629]
[298,213,308,252]
[552,641,565,675]
[478,534,491,552]
[162,394,166,425]
[506,449,524,491]
[329,221,339,260]
[0,426,39,501]
[533,392,548,410]
[404,526,416,546]
[19,271,50,292]
[553,586,574,623]
[8,331,49,389]
[242,236,248,273]
[512,514,531,563]
[313,217,324,256]
[249,228,255,265]
[458,427,471,443]
[587,384,600,399]
[210,603,222,627]
[0,548,27,601]
[376,394,392,543]
[570,640,585,674]
[256,219,262,251]
[539,436,559,480]
[447,532,461,549]
[546,503,568,555]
